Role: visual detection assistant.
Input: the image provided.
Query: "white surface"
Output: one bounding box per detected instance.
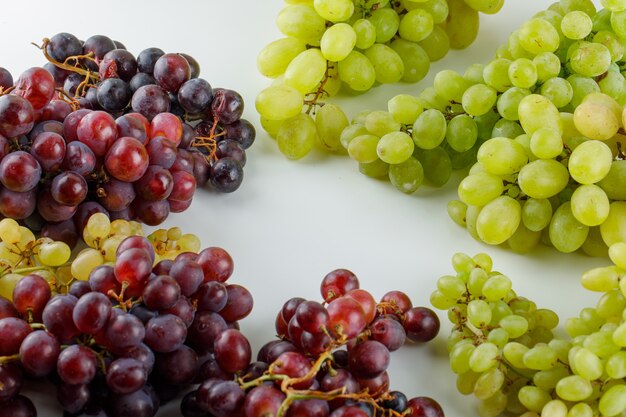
[0,1,611,416]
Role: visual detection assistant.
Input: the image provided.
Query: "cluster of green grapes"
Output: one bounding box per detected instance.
[255,0,506,159]
[443,0,626,254]
[432,251,626,417]
[0,214,200,300]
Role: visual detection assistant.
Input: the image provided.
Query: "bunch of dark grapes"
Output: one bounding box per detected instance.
[183,268,444,417]
[0,230,253,417]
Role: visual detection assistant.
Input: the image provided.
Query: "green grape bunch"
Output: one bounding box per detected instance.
[255,0,506,160]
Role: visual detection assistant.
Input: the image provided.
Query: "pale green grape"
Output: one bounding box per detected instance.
[467,267,488,294]
[541,400,568,417]
[419,147,452,186]
[503,342,529,369]
[458,173,503,207]
[456,371,480,395]
[555,375,593,402]
[508,58,538,89]
[313,0,353,22]
[315,103,348,152]
[359,159,389,179]
[388,94,423,125]
[507,30,535,60]
[522,198,553,231]
[337,51,376,91]
[86,212,110,241]
[417,0,449,23]
[534,367,570,391]
[518,18,561,55]
[412,109,447,149]
[540,77,574,109]
[368,8,400,43]
[523,344,558,370]
[443,0,479,49]
[390,38,431,83]
[448,200,468,227]
[468,299,492,328]
[450,341,475,374]
[256,85,304,121]
[568,140,613,184]
[474,368,505,400]
[434,69,470,102]
[483,58,512,92]
[598,70,626,103]
[568,41,612,78]
[477,137,528,176]
[534,52,561,82]
[600,201,626,246]
[572,347,603,380]
[437,274,466,299]
[501,316,530,338]
[0,218,20,244]
[320,24,356,62]
[376,132,414,164]
[418,25,451,61]
[570,184,610,226]
[601,0,626,11]
[348,134,380,163]
[419,86,450,111]
[608,242,626,269]
[469,342,499,372]
[446,114,478,152]
[530,128,563,159]
[476,196,521,245]
[596,290,626,320]
[465,205,482,240]
[277,113,317,159]
[559,0,596,15]
[464,63,485,84]
[561,11,593,39]
[388,156,424,194]
[573,93,621,141]
[593,30,625,62]
[518,94,562,135]
[496,87,531,121]
[399,9,434,42]
[598,385,626,417]
[482,274,512,301]
[365,111,401,137]
[71,248,104,281]
[610,10,626,37]
[567,75,601,109]
[363,44,404,84]
[519,386,552,413]
[340,123,368,149]
[284,48,327,94]
[465,0,504,13]
[487,328,510,348]
[462,84,498,116]
[38,241,71,267]
[353,19,377,50]
[550,202,589,253]
[257,38,307,78]
[277,5,327,43]
[430,289,456,310]
[449,147,478,170]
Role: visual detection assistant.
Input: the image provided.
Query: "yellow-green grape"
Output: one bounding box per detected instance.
[353,19,377,50]
[496,87,531,121]
[518,94,562,135]
[503,342,529,368]
[565,403,593,417]
[430,289,455,310]
[508,58,538,89]
[0,273,22,300]
[611,9,626,37]
[595,290,626,320]
[256,85,304,121]
[462,84,498,116]
[446,115,478,152]
[166,227,182,241]
[477,137,528,176]
[337,51,376,91]
[110,219,132,237]
[0,242,20,264]
[468,299,492,328]
[277,113,317,160]
[398,9,433,42]
[364,111,401,137]
[599,161,626,201]
[561,10,593,39]
[37,241,71,267]
[390,38,431,83]
[340,124,368,150]
[348,135,380,163]
[534,367,570,391]
[523,344,558,370]
[129,221,144,236]
[593,30,625,62]
[86,212,111,241]
[608,242,626,269]
[568,41,612,78]
[320,23,356,62]
[540,400,568,417]
[102,235,124,263]
[442,0,479,49]
[363,44,404,84]
[276,5,327,43]
[419,86,450,111]
[284,48,327,94]
[259,117,282,138]
[483,58,512,92]
[465,205,482,240]
[568,140,613,185]
[376,132,414,164]
[447,200,467,227]
[534,52,561,83]
[418,26,450,62]
[474,368,505,400]
[518,386,552,413]
[601,0,626,11]
[469,342,499,373]
[368,8,400,43]
[529,128,563,159]
[482,275,512,301]
[568,75,601,109]
[539,77,574,108]
[436,274,466,298]
[464,0,504,13]
[315,103,348,152]
[572,347,603,380]
[359,159,389,179]
[457,173,503,207]
[555,375,593,402]
[434,69,470,103]
[518,18,561,55]
[581,266,619,292]
[550,202,589,253]
[388,94,423,125]
[464,63,485,84]
[467,266,487,294]
[570,184,610,226]
[417,147,452,186]
[313,0,353,22]
[177,234,202,253]
[71,248,104,281]
[388,156,424,194]
[0,218,21,244]
[573,93,621,141]
[476,196,521,245]
[598,385,626,417]
[412,109,446,149]
[450,341,475,374]
[501,315,530,338]
[257,38,307,78]
[417,0,449,23]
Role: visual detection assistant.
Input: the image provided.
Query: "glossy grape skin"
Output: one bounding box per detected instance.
[0,151,41,192]
[30,131,66,172]
[151,112,183,145]
[72,292,112,334]
[104,136,149,182]
[142,275,181,310]
[12,274,51,318]
[116,236,156,264]
[57,382,91,414]
[210,157,244,193]
[73,201,109,232]
[195,281,228,312]
[348,340,391,378]
[321,269,359,302]
[181,53,201,79]
[41,295,79,343]
[76,110,118,156]
[178,78,213,113]
[62,109,91,141]
[169,170,196,202]
[61,141,96,176]
[50,171,88,206]
[97,178,136,212]
[244,385,286,417]
[213,329,252,373]
[114,247,153,287]
[99,49,138,82]
[129,72,156,93]
[154,53,191,92]
[0,67,13,89]
[131,85,170,121]
[169,259,204,297]
[195,247,234,283]
[0,363,22,402]
[137,47,165,74]
[211,88,244,124]
[56,344,97,385]
[63,72,84,97]
[405,397,444,417]
[370,316,407,351]
[18,330,60,377]
[187,311,228,352]
[106,357,148,394]
[97,78,132,112]
[146,136,177,169]
[108,388,157,417]
[14,67,56,110]
[105,311,146,351]
[155,344,199,385]
[39,99,72,122]
[0,296,18,319]
[133,198,170,226]
[403,307,440,342]
[82,35,116,71]
[0,95,34,138]
[222,119,256,150]
[116,113,148,144]
[37,189,78,222]
[0,188,37,219]
[215,140,246,167]
[257,340,298,364]
[47,32,82,62]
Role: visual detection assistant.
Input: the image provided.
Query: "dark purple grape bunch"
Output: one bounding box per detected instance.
[183,269,443,417]
[40,32,254,193]
[0,240,254,417]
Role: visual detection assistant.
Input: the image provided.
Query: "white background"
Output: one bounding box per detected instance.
[0,1,611,416]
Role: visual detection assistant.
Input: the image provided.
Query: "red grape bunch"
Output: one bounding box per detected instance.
[183,268,444,417]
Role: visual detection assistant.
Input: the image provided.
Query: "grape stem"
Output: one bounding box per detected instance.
[0,353,20,364]
[192,116,225,162]
[303,62,334,114]
[106,281,133,311]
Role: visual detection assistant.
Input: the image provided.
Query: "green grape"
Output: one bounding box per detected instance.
[608,242,626,269]
[464,63,485,84]
[469,342,499,372]
[412,109,447,149]
[450,341,475,374]
[456,371,481,395]
[611,10,626,37]
[518,386,552,413]
[368,8,400,43]
[606,351,626,378]
[541,400,568,417]
[446,115,478,152]
[550,202,589,253]
[320,23,356,62]
[568,140,613,185]
[102,235,123,262]
[555,375,593,402]
[340,123,368,149]
[376,131,414,164]
[363,44,404,84]
[0,218,21,244]
[568,41,612,78]
[467,267,488,294]
[496,87,531,121]
[523,344,558,370]
[365,111,401,137]
[277,5,327,43]
[570,184,610,227]
[482,275,512,302]
[468,299,492,328]
[567,75,601,109]
[572,347,603,380]
[71,248,104,281]
[277,113,317,159]
[508,58,538,89]
[567,403,594,417]
[313,0,353,22]
[598,385,626,417]
[535,309,559,330]
[573,93,621,141]
[353,19,377,50]
[458,173,504,207]
[490,300,513,323]
[477,137,528,176]
[257,38,307,78]
[38,241,71,267]
[518,18,561,55]
[533,367,571,390]
[284,48,327,94]
[503,342,529,368]
[434,69,470,102]
[474,368,505,400]
[418,147,452,186]
[598,70,626,103]
[601,0,626,11]
[483,58,512,92]
[337,51,376,91]
[260,116,283,138]
[462,84,498,116]
[348,134,380,163]
[501,315,530,338]
[418,25,451,61]
[507,30,535,60]
[417,0,449,23]
[359,159,389,179]
[593,30,625,62]
[388,156,424,194]
[419,86,450,111]
[0,273,22,300]
[398,9,434,42]
[86,212,110,241]
[256,85,304,121]
[466,205,482,240]
[487,328,510,348]
[561,10,593,39]
[559,0,596,15]
[442,0,479,49]
[518,94,562,136]
[437,274,466,299]
[448,200,468,227]
[533,52,561,82]
[540,77,574,110]
[449,147,477,170]
[390,38,431,83]
[529,128,563,159]
[522,199,553,231]
[476,196,521,245]
[464,0,504,13]
[595,290,626,320]
[388,94,423,125]
[315,103,349,152]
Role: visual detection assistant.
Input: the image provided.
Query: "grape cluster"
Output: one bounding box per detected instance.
[432,250,626,417]
[184,268,443,417]
[0,214,254,417]
[255,0,506,160]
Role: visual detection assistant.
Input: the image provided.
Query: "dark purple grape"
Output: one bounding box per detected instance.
[57,345,97,385]
[116,113,148,143]
[51,171,88,206]
[121,343,155,373]
[109,388,157,417]
[383,391,408,413]
[211,89,243,125]
[210,157,243,193]
[41,295,79,343]
[63,72,84,97]
[348,340,390,379]
[114,40,126,49]
[37,188,77,222]
[144,314,187,353]
[129,72,156,93]
[63,108,91,141]
[195,281,228,312]
[105,312,146,351]
[180,391,206,417]
[191,151,210,186]
[82,35,116,71]
[57,382,91,414]
[131,84,170,120]
[69,280,91,298]
[168,259,204,297]
[97,178,136,212]
[219,284,253,322]
[222,118,256,150]
[200,380,245,417]
[99,49,137,82]
[19,329,60,377]
[0,395,37,417]
[134,165,173,201]
[370,316,406,351]
[178,78,212,113]
[142,275,181,310]
[180,53,200,79]
[47,32,82,62]
[39,99,72,122]
[257,340,298,364]
[97,78,132,112]
[216,139,246,167]
[133,198,170,226]
[43,62,70,87]
[168,92,185,118]
[137,47,165,74]
[106,357,148,394]
[62,141,96,176]
[72,292,112,334]
[187,311,228,352]
[145,136,177,169]
[213,329,251,373]
[88,265,119,295]
[153,53,190,92]
[0,151,41,192]
[286,399,330,417]
[0,188,37,219]
[0,296,18,319]
[162,296,195,327]
[0,67,13,89]
[0,363,23,402]
[154,344,198,385]
[403,307,440,343]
